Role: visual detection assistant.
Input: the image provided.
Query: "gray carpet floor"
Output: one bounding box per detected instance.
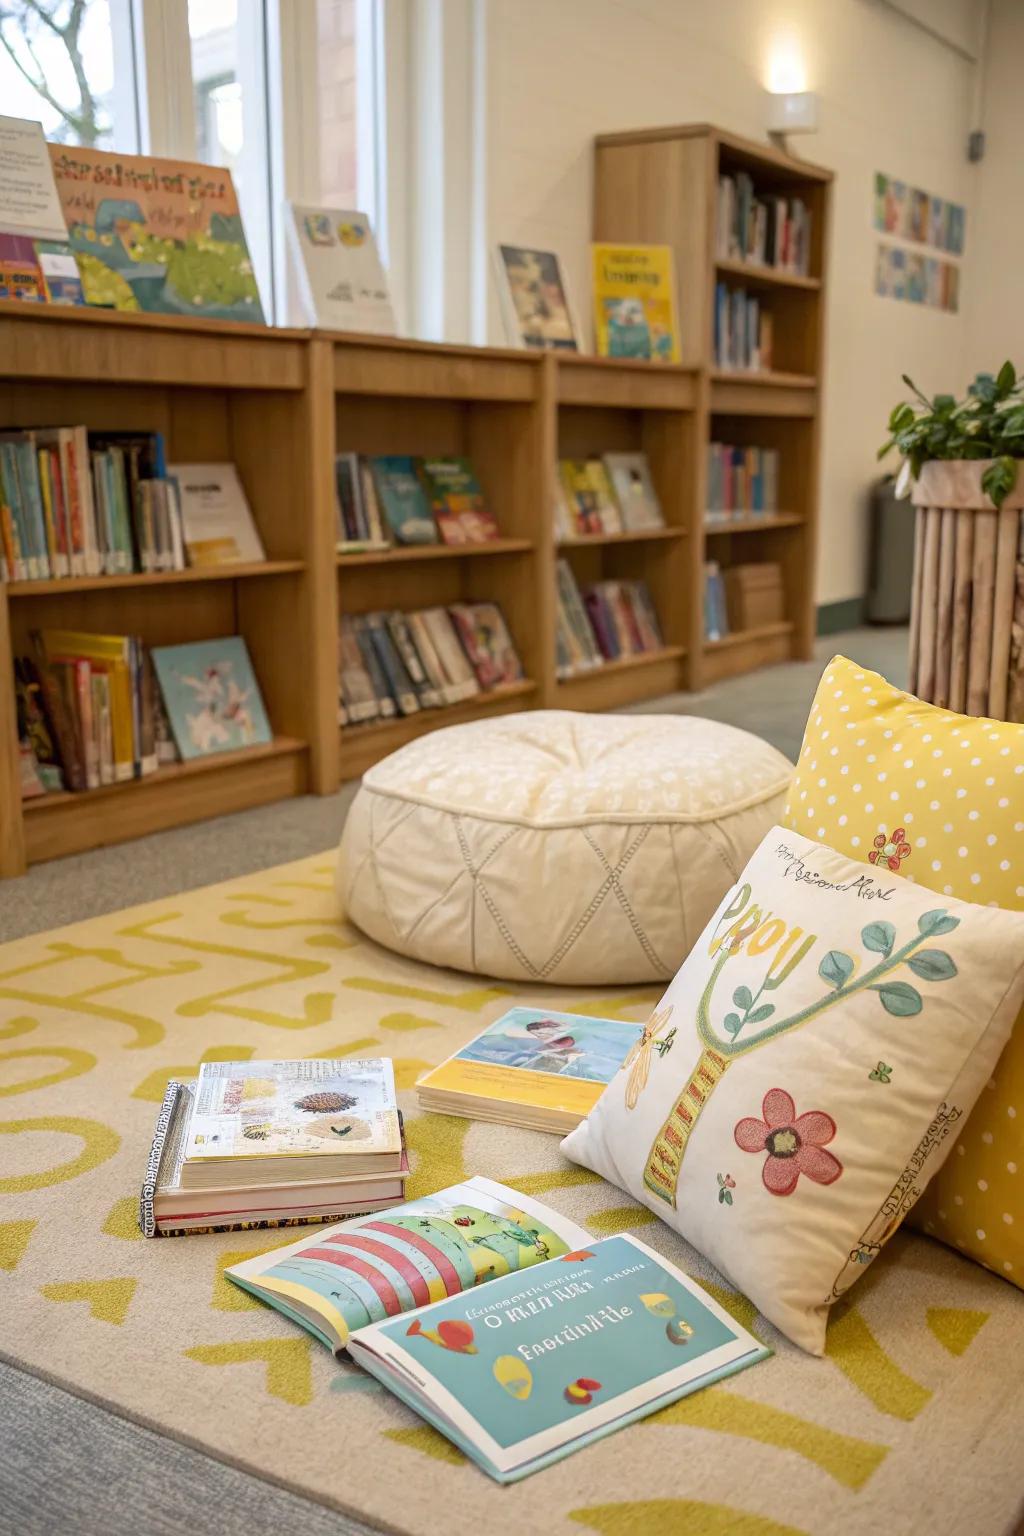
[0,627,907,1536]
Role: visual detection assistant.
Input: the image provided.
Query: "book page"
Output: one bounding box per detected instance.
[349,1234,768,1479]
[226,1176,593,1350]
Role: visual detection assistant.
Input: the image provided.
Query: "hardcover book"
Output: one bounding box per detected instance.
[150,635,271,760]
[603,452,664,531]
[592,243,680,363]
[419,457,500,544]
[48,145,265,322]
[558,460,621,537]
[227,1181,767,1482]
[288,204,395,334]
[448,602,524,689]
[166,463,265,567]
[370,456,438,545]
[495,244,578,351]
[180,1058,402,1188]
[417,1007,644,1133]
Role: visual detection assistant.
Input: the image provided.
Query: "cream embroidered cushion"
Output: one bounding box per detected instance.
[561,827,1024,1354]
[783,655,1024,1287]
[337,710,791,985]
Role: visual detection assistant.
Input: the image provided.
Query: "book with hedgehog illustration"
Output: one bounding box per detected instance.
[227,1177,767,1481]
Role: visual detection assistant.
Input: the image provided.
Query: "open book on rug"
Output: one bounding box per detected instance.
[226,1176,768,1482]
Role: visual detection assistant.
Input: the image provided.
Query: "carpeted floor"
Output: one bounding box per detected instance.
[2,848,1023,1536]
[0,629,906,944]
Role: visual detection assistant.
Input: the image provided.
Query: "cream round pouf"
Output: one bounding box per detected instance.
[337,711,792,985]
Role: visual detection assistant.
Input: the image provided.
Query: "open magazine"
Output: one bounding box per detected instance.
[227,1177,768,1482]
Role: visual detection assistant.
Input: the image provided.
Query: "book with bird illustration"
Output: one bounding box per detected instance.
[227,1185,767,1481]
[150,636,271,761]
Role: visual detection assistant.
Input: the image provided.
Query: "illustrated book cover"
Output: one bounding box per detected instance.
[165,463,265,566]
[150,635,271,761]
[592,243,680,363]
[448,602,524,690]
[603,452,664,531]
[48,145,265,322]
[288,203,395,334]
[0,115,83,306]
[418,456,500,544]
[179,1058,402,1188]
[370,455,439,544]
[416,1007,645,1132]
[228,1187,767,1482]
[495,244,578,351]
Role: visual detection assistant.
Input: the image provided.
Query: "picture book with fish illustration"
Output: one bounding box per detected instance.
[228,1196,767,1483]
[416,1008,646,1133]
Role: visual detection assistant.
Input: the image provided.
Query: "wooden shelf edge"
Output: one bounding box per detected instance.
[704,621,794,653]
[714,258,820,291]
[24,736,307,813]
[557,527,686,549]
[337,539,532,568]
[710,369,817,389]
[5,561,305,597]
[558,645,686,681]
[338,682,538,778]
[704,514,804,535]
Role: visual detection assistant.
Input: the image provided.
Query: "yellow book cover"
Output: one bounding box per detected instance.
[417,1007,646,1130]
[40,630,135,781]
[592,243,681,363]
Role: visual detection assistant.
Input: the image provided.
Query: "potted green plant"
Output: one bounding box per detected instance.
[879,360,1024,507]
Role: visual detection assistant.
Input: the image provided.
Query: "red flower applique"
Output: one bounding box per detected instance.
[734,1088,843,1197]
[869,827,911,873]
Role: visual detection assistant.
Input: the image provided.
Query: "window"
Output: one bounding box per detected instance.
[0,0,138,151]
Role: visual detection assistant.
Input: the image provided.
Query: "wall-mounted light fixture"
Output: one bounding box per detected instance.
[764,32,818,147]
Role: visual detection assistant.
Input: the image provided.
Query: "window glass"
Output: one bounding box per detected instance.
[0,0,132,149]
[317,0,359,209]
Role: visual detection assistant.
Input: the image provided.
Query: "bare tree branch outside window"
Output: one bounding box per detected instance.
[0,0,105,145]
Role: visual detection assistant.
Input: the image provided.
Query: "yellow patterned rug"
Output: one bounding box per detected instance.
[2,854,1023,1536]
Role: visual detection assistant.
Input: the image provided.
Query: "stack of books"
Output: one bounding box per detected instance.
[140,1058,407,1237]
[706,443,780,522]
[716,172,811,276]
[554,452,664,541]
[339,602,524,726]
[335,453,500,552]
[714,285,774,372]
[0,436,266,581]
[555,563,665,677]
[15,632,271,798]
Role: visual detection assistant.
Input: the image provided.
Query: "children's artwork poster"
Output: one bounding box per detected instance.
[48,145,265,322]
[873,171,966,255]
[875,242,959,313]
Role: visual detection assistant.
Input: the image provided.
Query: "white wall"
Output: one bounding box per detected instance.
[484,0,982,608]
[964,0,1024,374]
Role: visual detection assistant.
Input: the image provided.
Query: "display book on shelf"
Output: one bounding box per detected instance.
[335,453,500,553]
[556,450,665,541]
[15,629,273,800]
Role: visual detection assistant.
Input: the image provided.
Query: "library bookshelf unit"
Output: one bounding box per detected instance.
[593,122,831,684]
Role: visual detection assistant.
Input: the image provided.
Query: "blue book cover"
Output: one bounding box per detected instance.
[348,1232,769,1482]
[151,636,272,760]
[370,455,438,544]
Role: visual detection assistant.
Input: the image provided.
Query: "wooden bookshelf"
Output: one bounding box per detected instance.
[594,122,831,682]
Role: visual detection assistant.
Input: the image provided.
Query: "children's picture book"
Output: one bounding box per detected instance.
[180,1058,402,1188]
[417,1008,645,1132]
[288,203,395,334]
[448,602,524,689]
[228,1187,768,1483]
[166,463,265,566]
[591,243,680,363]
[151,636,271,761]
[139,1077,409,1237]
[418,456,500,544]
[603,452,665,531]
[495,244,578,351]
[48,145,264,322]
[370,455,439,544]
[0,116,83,306]
[558,459,622,537]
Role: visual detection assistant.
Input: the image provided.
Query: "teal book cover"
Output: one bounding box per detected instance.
[348,1232,769,1482]
[151,636,272,760]
[370,456,438,544]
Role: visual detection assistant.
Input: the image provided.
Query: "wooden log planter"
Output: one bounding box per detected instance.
[909,461,1024,720]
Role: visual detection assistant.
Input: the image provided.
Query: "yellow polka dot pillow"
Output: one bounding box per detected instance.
[561,826,1024,1354]
[783,654,1024,1286]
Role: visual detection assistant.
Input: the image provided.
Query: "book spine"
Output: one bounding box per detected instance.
[367,614,420,715]
[139,1080,183,1239]
[353,616,398,717]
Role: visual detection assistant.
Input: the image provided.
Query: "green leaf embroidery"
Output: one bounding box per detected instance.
[918,909,960,937]
[862,920,896,957]
[723,1012,743,1037]
[872,980,923,1016]
[819,950,854,990]
[732,986,753,1011]
[907,949,957,981]
[745,1004,775,1024]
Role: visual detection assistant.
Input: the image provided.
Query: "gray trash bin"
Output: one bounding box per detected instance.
[866,476,915,624]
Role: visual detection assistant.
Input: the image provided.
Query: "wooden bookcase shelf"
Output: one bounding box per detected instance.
[0,128,829,874]
[595,122,830,676]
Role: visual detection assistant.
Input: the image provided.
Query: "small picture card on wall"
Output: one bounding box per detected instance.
[873,172,966,256]
[874,241,959,313]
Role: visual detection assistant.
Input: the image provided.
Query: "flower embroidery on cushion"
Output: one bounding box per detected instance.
[734,1087,843,1197]
[869,827,911,873]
